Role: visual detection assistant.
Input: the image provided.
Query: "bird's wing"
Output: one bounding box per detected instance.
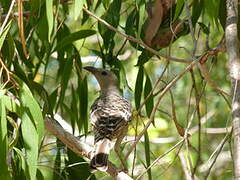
[90,95,131,141]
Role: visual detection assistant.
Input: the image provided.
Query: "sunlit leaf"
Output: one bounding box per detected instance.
[20,81,44,143]
[46,0,54,42]
[21,111,39,180]
[0,20,12,50]
[74,0,84,20]
[0,99,11,180]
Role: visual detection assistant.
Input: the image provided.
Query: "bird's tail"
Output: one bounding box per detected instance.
[90,138,112,172]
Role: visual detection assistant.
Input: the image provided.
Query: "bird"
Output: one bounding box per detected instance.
[84,66,132,172]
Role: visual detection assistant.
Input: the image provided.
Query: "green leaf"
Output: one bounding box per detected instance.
[21,110,39,180]
[54,30,96,51]
[49,88,58,114]
[219,0,226,30]
[13,147,27,173]
[70,85,78,134]
[191,0,203,27]
[136,49,153,66]
[78,76,88,134]
[144,71,154,119]
[0,20,12,50]
[173,0,184,22]
[46,0,54,42]
[135,66,144,109]
[198,22,209,35]
[66,149,96,180]
[98,0,121,51]
[20,81,44,143]
[126,9,143,50]
[144,131,152,180]
[0,100,11,180]
[53,140,62,180]
[57,56,73,109]
[138,3,145,38]
[2,95,18,114]
[74,0,84,20]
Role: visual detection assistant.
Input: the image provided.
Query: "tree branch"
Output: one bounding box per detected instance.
[82,8,191,64]
[225,0,240,179]
[44,116,133,180]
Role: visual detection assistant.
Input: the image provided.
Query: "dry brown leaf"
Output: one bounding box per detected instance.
[152,20,185,48]
[144,0,163,46]
[144,0,176,47]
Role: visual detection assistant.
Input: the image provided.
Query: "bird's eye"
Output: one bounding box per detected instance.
[101,71,108,76]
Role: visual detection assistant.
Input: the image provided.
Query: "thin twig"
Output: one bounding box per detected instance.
[136,139,185,179]
[124,57,201,161]
[82,8,192,64]
[0,0,16,34]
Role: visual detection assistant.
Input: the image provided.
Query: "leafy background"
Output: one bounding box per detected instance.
[0,0,233,179]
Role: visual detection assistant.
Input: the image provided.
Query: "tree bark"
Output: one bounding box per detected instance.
[225,0,240,179]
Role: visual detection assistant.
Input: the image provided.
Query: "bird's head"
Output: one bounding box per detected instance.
[84,66,119,93]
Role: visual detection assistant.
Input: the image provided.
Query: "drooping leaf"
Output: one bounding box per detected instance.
[126,9,143,50]
[0,99,11,180]
[57,56,73,110]
[135,65,144,110]
[98,0,121,51]
[19,81,44,143]
[74,0,84,20]
[13,147,27,179]
[138,2,146,38]
[144,131,152,180]
[191,0,203,27]
[144,71,154,120]
[53,139,62,180]
[46,0,54,42]
[218,0,226,30]
[66,149,96,180]
[21,110,39,180]
[0,20,12,50]
[136,49,153,66]
[78,76,88,134]
[198,22,210,35]
[70,85,79,134]
[173,0,184,22]
[54,30,96,51]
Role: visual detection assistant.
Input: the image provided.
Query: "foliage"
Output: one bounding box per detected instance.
[0,0,233,179]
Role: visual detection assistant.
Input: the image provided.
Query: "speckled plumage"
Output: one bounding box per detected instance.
[84,66,132,172]
[90,90,131,142]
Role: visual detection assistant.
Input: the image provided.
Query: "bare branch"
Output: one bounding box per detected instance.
[82,8,191,64]
[179,152,199,180]
[124,57,201,161]
[44,116,133,180]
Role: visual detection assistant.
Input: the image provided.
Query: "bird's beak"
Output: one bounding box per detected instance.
[83,66,96,73]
